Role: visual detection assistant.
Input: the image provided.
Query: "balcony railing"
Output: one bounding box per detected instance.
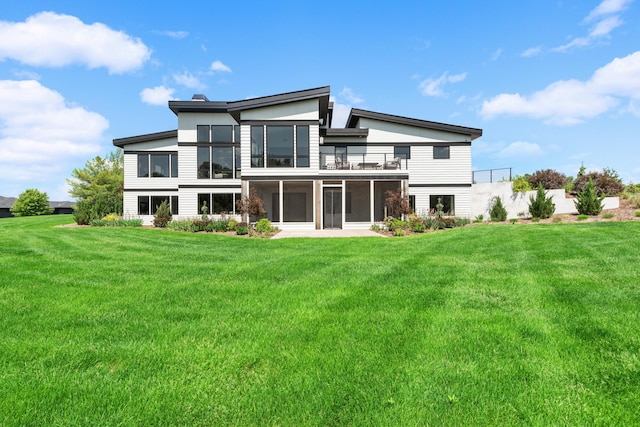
[472,168,512,184]
[320,153,408,170]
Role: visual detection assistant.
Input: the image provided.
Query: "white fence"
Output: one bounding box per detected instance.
[470,182,619,219]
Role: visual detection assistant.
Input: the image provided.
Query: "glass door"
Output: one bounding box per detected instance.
[323,187,342,229]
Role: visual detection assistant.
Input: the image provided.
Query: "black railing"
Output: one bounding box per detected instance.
[472,168,512,184]
[320,153,408,170]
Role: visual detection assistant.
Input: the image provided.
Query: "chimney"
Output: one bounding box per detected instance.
[192,94,209,102]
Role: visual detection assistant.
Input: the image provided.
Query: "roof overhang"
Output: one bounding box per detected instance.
[346,108,483,140]
[113,130,178,148]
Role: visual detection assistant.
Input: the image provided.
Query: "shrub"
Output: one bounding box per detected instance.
[90,219,142,227]
[73,199,92,225]
[383,216,407,231]
[410,220,425,233]
[531,217,540,223]
[509,218,519,224]
[384,188,411,218]
[207,219,230,233]
[255,218,275,236]
[153,200,172,228]
[636,211,640,218]
[370,224,382,232]
[393,228,406,237]
[236,224,249,235]
[236,188,266,223]
[528,184,555,219]
[512,175,533,193]
[227,219,238,231]
[168,219,196,232]
[572,170,624,196]
[528,169,568,190]
[574,179,604,215]
[602,213,614,219]
[473,214,484,223]
[490,196,507,222]
[577,214,588,221]
[11,188,53,217]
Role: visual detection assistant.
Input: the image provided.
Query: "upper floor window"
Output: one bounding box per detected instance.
[198,146,236,179]
[297,126,310,167]
[394,146,411,160]
[434,146,450,159]
[197,125,210,143]
[251,124,309,168]
[267,126,294,167]
[212,125,233,143]
[137,153,178,178]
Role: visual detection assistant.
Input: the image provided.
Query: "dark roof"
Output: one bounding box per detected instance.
[168,86,331,124]
[323,128,369,137]
[0,196,16,209]
[113,130,177,148]
[0,196,74,209]
[346,108,483,140]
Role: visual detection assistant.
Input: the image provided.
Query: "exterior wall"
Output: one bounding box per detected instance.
[409,186,472,217]
[241,99,318,121]
[408,145,471,185]
[470,182,620,219]
[359,118,472,143]
[178,112,237,142]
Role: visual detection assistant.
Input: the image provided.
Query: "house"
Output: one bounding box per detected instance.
[0,196,74,218]
[113,86,482,229]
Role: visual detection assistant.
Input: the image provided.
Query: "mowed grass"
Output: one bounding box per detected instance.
[1,216,639,426]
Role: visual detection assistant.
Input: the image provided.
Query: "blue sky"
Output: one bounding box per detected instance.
[1,0,639,200]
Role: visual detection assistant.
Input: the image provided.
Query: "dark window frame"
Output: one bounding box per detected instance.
[433,146,450,159]
[394,146,411,160]
[138,153,177,178]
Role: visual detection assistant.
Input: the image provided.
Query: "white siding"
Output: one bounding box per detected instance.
[359,118,472,143]
[241,99,318,121]
[178,113,237,142]
[408,145,472,185]
[410,186,472,217]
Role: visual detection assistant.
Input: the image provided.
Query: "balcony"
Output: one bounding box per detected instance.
[320,153,408,171]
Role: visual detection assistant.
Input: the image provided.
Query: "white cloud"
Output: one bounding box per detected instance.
[140,86,176,106]
[481,51,640,125]
[521,46,543,58]
[554,0,631,52]
[329,96,352,128]
[173,71,205,90]
[497,141,544,158]
[0,12,151,74]
[211,60,232,73]
[155,30,188,39]
[0,80,108,189]
[339,87,364,104]
[491,48,503,61]
[12,69,41,80]
[585,0,632,22]
[418,72,467,97]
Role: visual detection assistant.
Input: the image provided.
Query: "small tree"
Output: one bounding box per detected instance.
[528,184,555,219]
[528,169,568,190]
[153,199,172,228]
[574,179,604,215]
[10,189,53,217]
[236,188,266,224]
[384,188,411,219]
[490,196,507,222]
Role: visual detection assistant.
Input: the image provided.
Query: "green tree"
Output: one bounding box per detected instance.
[67,149,124,223]
[490,196,508,222]
[528,184,555,219]
[574,179,605,215]
[10,189,53,217]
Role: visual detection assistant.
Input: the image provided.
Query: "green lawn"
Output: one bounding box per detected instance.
[1,215,639,426]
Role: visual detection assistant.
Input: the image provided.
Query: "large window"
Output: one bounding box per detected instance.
[434,146,450,159]
[251,125,309,168]
[212,125,233,143]
[198,146,236,179]
[296,126,310,167]
[138,195,178,215]
[137,153,178,178]
[429,195,455,215]
[267,126,294,167]
[198,193,241,214]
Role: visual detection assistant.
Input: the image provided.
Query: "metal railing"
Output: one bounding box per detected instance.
[320,153,408,170]
[472,168,512,184]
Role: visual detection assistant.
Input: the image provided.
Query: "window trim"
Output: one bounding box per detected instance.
[433,146,450,159]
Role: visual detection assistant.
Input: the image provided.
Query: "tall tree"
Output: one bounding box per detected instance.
[67,149,124,222]
[10,189,53,217]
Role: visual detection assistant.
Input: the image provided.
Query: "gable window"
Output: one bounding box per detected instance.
[138,153,178,178]
[394,146,411,160]
[197,125,210,142]
[212,125,233,143]
[267,126,294,167]
[429,195,454,215]
[434,146,450,159]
